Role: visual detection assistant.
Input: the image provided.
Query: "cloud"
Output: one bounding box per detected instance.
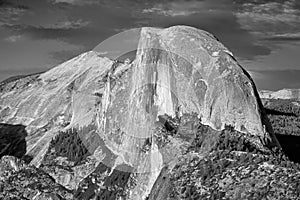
[235,0,300,40]
[0,0,28,9]
[4,35,22,42]
[2,18,90,42]
[263,32,300,41]
[0,0,28,24]
[142,6,198,17]
[51,0,100,5]
[141,0,222,17]
[1,0,145,50]
[46,19,90,30]
[3,19,90,32]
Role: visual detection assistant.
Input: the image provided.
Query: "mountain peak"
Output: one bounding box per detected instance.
[0,26,284,199]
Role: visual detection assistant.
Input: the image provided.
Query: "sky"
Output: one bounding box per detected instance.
[0,0,299,90]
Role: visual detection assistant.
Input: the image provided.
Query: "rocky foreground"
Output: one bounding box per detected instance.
[0,26,299,199]
[1,118,300,199]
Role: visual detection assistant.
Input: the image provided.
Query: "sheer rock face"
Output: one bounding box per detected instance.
[133,26,267,136]
[0,26,279,199]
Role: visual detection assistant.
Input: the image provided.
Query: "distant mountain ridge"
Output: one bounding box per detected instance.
[259,89,300,100]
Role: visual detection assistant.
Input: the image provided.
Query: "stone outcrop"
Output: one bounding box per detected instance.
[0,156,25,181]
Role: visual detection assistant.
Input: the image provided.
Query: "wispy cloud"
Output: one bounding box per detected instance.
[4,35,22,42]
[46,19,90,30]
[235,0,300,40]
[0,1,28,24]
[142,7,197,17]
[2,18,90,42]
[0,0,28,9]
[263,32,300,41]
[141,1,207,17]
[51,0,100,6]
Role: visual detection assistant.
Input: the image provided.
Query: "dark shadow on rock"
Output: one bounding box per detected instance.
[265,108,297,117]
[0,123,27,159]
[275,134,300,163]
